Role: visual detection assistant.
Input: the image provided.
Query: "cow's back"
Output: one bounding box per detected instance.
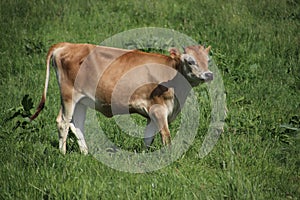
[96,51,178,103]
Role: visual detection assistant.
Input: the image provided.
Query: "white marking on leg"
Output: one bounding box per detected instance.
[70,102,88,154]
[57,99,76,154]
[56,108,69,154]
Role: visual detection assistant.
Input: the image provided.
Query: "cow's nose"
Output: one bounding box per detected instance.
[204,72,213,81]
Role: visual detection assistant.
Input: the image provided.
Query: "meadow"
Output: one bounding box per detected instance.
[0,0,299,199]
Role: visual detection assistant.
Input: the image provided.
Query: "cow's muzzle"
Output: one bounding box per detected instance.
[201,71,214,82]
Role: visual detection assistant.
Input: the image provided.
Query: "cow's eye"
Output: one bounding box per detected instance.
[187,60,195,65]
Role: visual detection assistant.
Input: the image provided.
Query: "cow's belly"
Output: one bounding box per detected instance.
[79,95,150,118]
[78,96,113,117]
[129,99,150,118]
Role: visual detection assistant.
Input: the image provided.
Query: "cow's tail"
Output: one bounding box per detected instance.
[30,45,55,121]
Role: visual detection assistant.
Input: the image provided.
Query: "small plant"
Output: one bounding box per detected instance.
[4,94,35,130]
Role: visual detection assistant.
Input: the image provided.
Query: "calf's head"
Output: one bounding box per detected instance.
[179,45,213,86]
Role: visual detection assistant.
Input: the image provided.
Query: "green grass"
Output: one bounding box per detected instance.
[1,0,299,199]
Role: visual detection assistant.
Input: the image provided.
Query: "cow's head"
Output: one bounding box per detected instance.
[173,45,213,87]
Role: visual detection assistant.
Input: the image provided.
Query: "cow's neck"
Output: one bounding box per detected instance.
[159,71,192,109]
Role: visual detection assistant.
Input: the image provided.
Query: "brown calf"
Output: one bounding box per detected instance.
[31,42,212,154]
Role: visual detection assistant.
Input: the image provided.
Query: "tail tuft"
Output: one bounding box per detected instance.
[30,95,45,121]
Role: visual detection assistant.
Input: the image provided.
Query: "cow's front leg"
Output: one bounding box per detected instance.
[160,124,171,146]
[148,104,171,146]
[144,119,158,148]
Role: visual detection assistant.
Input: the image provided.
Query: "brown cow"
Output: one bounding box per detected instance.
[30,42,212,154]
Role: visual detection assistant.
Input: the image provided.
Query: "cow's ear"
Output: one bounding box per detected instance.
[168,47,181,58]
[205,46,211,53]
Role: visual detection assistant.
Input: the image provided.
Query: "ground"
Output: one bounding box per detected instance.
[0,0,299,199]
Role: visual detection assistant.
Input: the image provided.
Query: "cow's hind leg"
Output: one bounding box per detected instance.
[57,94,83,154]
[148,104,171,146]
[56,108,66,154]
[69,102,88,154]
[56,101,75,154]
